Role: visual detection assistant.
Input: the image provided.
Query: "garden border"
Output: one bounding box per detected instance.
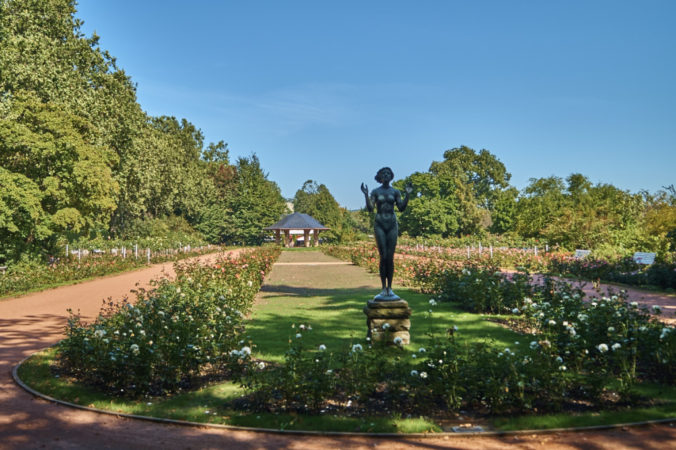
[13,349,676,439]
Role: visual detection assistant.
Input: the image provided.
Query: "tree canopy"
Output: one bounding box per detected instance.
[395,146,512,237]
[0,0,287,261]
[293,180,358,242]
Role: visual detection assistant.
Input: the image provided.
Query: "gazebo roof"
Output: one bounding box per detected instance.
[264,212,329,231]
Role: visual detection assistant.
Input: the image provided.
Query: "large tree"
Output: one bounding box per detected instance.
[0,0,245,256]
[0,94,119,240]
[514,174,646,250]
[224,155,287,245]
[396,146,513,237]
[293,180,360,242]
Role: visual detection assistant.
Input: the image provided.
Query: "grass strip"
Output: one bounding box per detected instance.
[17,348,440,433]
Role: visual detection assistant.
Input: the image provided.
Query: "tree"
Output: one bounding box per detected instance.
[293,180,346,241]
[641,186,676,252]
[0,94,119,235]
[194,141,237,243]
[488,187,518,234]
[514,176,566,239]
[394,147,512,237]
[224,155,287,245]
[395,172,459,237]
[430,146,512,209]
[0,168,50,261]
[514,174,646,250]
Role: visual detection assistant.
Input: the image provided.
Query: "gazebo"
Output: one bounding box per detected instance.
[264,212,329,247]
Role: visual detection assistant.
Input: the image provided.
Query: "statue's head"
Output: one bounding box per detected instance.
[375,167,394,184]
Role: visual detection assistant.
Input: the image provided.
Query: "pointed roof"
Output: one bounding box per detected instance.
[264,212,329,230]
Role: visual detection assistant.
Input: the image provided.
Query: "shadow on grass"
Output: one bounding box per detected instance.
[258,284,374,299]
[248,283,526,362]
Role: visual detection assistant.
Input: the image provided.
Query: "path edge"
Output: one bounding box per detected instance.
[12,349,676,439]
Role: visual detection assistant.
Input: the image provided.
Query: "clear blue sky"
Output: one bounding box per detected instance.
[76,0,676,209]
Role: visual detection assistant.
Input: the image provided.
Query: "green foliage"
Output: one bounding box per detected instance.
[221,155,287,245]
[489,187,519,234]
[434,264,534,314]
[114,216,203,244]
[57,247,280,396]
[514,174,647,251]
[293,180,357,242]
[0,93,119,258]
[0,167,49,261]
[642,186,676,253]
[396,146,512,237]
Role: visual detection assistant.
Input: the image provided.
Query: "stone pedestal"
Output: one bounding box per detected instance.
[364,298,411,345]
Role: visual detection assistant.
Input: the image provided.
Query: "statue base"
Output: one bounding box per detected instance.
[364,298,411,345]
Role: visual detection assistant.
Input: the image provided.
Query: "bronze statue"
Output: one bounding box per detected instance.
[361,167,413,300]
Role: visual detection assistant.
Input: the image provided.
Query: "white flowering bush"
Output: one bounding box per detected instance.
[242,324,337,411]
[416,261,675,400]
[57,247,280,396]
[236,279,674,416]
[522,282,676,397]
[238,326,573,415]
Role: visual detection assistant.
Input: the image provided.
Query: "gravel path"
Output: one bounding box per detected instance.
[0,250,674,449]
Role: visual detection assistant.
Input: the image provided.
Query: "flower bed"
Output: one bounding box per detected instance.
[518,285,675,388]
[57,246,280,396]
[0,245,223,298]
[240,323,572,416]
[236,297,674,416]
[326,242,676,292]
[324,244,534,310]
[309,245,675,416]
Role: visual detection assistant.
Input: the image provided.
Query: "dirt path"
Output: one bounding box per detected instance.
[1,250,674,449]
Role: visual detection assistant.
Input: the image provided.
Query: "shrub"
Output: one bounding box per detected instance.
[57,247,280,396]
[521,288,675,397]
[238,325,574,416]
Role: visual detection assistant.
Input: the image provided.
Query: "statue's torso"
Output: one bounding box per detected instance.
[372,187,398,231]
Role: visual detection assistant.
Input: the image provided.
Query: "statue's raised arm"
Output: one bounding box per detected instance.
[361,182,373,212]
[396,181,413,212]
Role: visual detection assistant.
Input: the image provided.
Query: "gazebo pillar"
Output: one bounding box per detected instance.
[275,229,281,245]
[313,230,320,247]
[304,230,310,247]
[284,230,291,247]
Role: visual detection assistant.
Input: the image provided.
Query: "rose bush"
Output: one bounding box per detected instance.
[57,246,280,396]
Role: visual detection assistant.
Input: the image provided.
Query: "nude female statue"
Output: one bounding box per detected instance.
[361,167,413,300]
